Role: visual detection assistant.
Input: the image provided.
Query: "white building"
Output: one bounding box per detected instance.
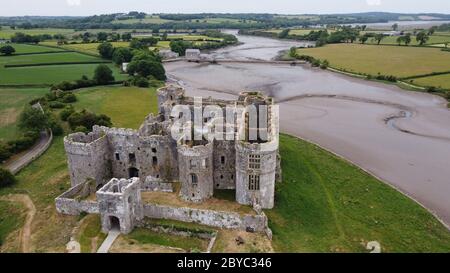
[122,62,129,73]
[158,49,179,60]
[185,49,201,61]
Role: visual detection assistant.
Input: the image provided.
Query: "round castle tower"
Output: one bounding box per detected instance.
[177,139,214,203]
[235,92,279,209]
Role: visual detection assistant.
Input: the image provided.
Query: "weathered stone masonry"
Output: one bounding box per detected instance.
[56,84,280,235]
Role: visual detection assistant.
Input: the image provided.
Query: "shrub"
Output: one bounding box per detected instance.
[18,106,49,132]
[426,86,437,93]
[48,101,65,109]
[74,126,89,133]
[0,142,12,162]
[0,45,16,56]
[60,106,75,121]
[67,109,112,130]
[59,93,77,103]
[132,76,149,87]
[311,59,321,67]
[320,60,329,70]
[0,168,16,188]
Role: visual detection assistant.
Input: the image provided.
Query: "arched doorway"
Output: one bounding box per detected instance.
[109,216,120,231]
[128,167,139,178]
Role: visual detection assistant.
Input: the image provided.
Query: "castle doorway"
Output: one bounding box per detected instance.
[128,167,139,178]
[109,216,120,231]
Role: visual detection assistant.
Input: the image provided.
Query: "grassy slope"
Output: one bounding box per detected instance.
[268,134,450,252]
[0,86,159,252]
[298,44,450,78]
[412,73,450,90]
[0,200,26,248]
[75,86,159,128]
[0,88,49,141]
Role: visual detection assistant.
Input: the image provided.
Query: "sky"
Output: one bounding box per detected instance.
[0,0,449,17]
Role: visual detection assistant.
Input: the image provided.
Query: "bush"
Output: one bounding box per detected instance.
[132,76,149,87]
[74,126,89,133]
[67,109,112,130]
[59,93,77,103]
[0,168,16,188]
[426,86,437,93]
[0,142,12,162]
[320,60,329,70]
[48,101,65,109]
[97,42,114,59]
[60,106,75,121]
[48,116,64,136]
[0,45,16,56]
[311,59,321,67]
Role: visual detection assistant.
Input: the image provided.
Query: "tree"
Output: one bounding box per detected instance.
[97,32,108,42]
[374,34,385,45]
[18,105,48,132]
[127,60,166,81]
[392,23,399,31]
[278,29,290,39]
[359,34,369,44]
[416,31,429,45]
[97,42,114,59]
[289,47,297,58]
[112,47,133,65]
[428,26,437,35]
[0,45,15,55]
[404,34,412,46]
[130,39,145,50]
[121,33,132,41]
[140,37,158,47]
[0,168,16,188]
[93,64,115,84]
[396,36,404,46]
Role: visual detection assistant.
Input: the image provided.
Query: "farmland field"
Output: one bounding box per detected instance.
[39,41,130,55]
[0,27,75,39]
[0,88,49,141]
[0,63,125,85]
[364,34,450,45]
[411,73,450,89]
[0,52,103,67]
[298,44,450,78]
[2,43,67,54]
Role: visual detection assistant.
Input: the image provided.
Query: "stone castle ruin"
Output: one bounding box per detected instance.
[56,84,281,235]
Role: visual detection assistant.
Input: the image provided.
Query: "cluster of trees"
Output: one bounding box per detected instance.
[97,41,166,87]
[170,31,237,55]
[0,45,15,55]
[0,105,62,163]
[0,167,16,189]
[61,108,112,133]
[52,65,116,91]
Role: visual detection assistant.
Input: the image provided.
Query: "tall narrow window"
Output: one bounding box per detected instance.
[191,174,198,185]
[221,156,226,165]
[152,156,158,166]
[129,153,136,162]
[115,153,120,161]
[248,175,260,191]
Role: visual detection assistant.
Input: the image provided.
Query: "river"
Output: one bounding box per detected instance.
[164,30,450,227]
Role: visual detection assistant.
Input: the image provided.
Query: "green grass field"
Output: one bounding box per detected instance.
[298,44,450,78]
[267,134,450,252]
[0,88,49,141]
[0,52,102,67]
[411,74,450,90]
[75,86,159,128]
[0,200,26,249]
[0,27,75,39]
[2,43,67,54]
[364,35,450,46]
[0,63,125,86]
[39,41,130,56]
[126,228,208,251]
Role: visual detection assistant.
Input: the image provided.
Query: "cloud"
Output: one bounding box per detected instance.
[67,0,81,6]
[366,0,382,6]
